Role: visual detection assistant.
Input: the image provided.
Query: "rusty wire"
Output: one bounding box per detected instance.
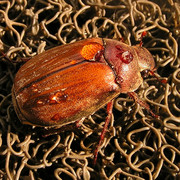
[0,0,180,179]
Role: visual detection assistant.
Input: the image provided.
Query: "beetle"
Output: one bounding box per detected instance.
[12,37,156,163]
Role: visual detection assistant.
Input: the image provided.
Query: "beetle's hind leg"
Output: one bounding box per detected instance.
[93,100,114,164]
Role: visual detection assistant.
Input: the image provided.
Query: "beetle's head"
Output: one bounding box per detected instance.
[133,45,155,78]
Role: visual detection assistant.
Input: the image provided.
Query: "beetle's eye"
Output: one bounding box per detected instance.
[141,69,150,78]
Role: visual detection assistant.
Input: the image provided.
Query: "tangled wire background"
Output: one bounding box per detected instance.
[0,0,179,179]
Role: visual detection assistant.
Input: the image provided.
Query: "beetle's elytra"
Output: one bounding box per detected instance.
[12,37,155,128]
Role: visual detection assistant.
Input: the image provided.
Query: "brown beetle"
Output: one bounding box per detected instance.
[12,37,156,163]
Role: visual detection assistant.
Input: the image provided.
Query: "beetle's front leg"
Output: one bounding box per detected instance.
[93,100,114,164]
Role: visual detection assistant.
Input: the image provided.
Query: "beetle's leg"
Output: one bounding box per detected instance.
[149,70,167,84]
[1,50,31,63]
[42,119,84,137]
[93,100,114,164]
[139,31,147,47]
[128,92,159,119]
[0,51,9,60]
[75,118,85,128]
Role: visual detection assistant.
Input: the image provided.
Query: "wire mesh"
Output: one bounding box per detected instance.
[0,0,179,179]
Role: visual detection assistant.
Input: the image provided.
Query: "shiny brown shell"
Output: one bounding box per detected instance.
[12,38,155,127]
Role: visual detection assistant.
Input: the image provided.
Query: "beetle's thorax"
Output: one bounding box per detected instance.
[103,39,144,93]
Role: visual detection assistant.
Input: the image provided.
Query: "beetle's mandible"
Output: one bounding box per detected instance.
[12,37,156,163]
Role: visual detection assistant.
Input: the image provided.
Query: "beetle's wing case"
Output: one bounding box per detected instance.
[14,38,103,93]
[12,38,121,127]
